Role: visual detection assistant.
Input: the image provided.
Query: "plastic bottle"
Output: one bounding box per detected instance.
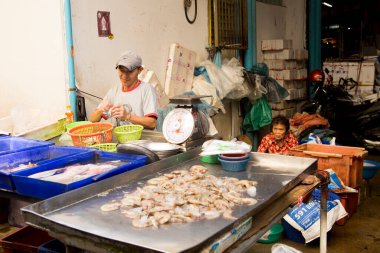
[65,105,74,124]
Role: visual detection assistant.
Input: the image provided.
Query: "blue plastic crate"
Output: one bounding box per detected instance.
[12,150,147,199]
[0,146,95,191]
[0,136,53,156]
[38,239,65,253]
[363,159,380,180]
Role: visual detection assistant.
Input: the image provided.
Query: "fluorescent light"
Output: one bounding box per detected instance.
[329,24,339,29]
[322,2,333,7]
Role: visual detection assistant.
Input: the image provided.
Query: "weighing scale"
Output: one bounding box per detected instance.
[162,95,210,150]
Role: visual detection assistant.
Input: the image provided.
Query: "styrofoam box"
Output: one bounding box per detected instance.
[164,43,196,97]
[266,60,307,70]
[0,146,94,191]
[324,61,375,86]
[347,85,374,97]
[272,107,297,118]
[261,39,292,51]
[348,62,359,81]
[332,62,348,84]
[12,151,147,199]
[276,80,306,89]
[270,101,297,110]
[284,88,307,100]
[359,61,375,85]
[263,49,294,60]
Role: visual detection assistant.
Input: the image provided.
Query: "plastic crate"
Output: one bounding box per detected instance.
[288,144,368,188]
[334,188,359,226]
[38,239,65,253]
[0,226,54,253]
[0,146,94,191]
[12,150,147,199]
[0,136,53,156]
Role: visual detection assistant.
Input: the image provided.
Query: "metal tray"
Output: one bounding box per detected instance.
[21,148,317,253]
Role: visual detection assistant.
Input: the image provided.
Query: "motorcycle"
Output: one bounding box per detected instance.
[303,68,380,152]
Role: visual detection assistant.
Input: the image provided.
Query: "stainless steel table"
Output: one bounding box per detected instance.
[21,148,318,253]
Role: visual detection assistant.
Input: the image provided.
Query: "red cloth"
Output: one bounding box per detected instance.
[290,112,329,137]
[257,131,298,155]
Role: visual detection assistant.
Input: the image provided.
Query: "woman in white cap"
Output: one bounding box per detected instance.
[89,50,158,129]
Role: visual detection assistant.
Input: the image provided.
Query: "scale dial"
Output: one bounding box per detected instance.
[163,108,195,144]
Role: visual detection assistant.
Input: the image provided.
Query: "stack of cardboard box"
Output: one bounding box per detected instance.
[262,39,308,118]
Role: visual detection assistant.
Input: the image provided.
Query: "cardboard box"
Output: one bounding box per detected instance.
[164,43,196,97]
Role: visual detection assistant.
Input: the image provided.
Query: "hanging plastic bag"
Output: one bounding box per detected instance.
[192,75,226,114]
[200,60,235,99]
[244,71,267,101]
[262,77,289,102]
[243,97,272,132]
[220,58,252,100]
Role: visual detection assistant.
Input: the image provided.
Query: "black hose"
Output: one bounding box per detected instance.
[76,88,103,100]
[184,0,197,24]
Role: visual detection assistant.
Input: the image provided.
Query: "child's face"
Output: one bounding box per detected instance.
[272,123,287,141]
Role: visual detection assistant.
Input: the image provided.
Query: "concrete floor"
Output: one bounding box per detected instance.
[1,156,380,253]
[248,154,380,253]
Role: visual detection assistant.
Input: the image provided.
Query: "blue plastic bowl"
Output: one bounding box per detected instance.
[363,159,380,180]
[218,153,249,161]
[218,156,250,172]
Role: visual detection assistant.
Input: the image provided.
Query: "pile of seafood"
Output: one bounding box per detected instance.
[100,165,258,228]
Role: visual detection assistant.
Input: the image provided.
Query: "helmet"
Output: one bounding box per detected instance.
[310,69,325,83]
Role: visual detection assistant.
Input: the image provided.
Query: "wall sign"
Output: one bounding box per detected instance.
[97,11,111,37]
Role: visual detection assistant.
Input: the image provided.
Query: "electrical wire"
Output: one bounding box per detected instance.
[75,88,103,100]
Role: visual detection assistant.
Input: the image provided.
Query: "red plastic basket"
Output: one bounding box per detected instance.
[67,122,113,147]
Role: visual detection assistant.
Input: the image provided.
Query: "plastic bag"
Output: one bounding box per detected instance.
[200,139,252,156]
[283,199,347,243]
[243,97,272,132]
[271,243,302,253]
[192,75,226,114]
[200,60,236,99]
[244,71,267,101]
[262,77,289,102]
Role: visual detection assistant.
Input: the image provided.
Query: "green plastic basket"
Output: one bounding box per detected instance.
[66,121,92,131]
[113,125,143,143]
[200,155,220,164]
[258,223,284,244]
[90,143,118,152]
